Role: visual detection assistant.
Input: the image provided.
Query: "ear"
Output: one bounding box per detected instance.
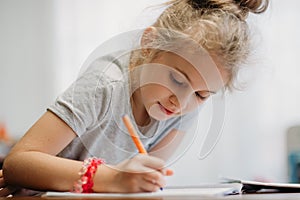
[141,26,158,48]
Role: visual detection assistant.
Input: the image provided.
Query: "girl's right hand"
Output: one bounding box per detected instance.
[95,154,173,193]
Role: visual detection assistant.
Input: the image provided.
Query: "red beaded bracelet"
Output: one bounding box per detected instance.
[72,157,105,193]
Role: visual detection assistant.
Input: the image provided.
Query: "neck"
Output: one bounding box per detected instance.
[130,90,150,127]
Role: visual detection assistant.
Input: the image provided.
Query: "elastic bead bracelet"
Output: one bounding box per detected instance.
[72,157,105,193]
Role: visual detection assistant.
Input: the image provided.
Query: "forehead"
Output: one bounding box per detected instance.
[152,51,228,92]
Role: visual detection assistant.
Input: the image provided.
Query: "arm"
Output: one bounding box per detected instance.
[3,111,170,193]
[2,111,81,191]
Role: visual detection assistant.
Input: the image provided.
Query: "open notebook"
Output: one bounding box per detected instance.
[43,184,241,198]
[223,178,300,193]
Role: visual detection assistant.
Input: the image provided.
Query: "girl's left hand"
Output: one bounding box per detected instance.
[0,169,19,197]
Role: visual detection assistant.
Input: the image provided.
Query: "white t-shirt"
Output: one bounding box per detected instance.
[48,52,198,164]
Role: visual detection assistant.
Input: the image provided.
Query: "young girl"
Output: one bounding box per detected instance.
[1,0,268,196]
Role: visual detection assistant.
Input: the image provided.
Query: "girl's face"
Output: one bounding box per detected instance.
[133,51,229,122]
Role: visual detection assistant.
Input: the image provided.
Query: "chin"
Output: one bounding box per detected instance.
[152,115,170,121]
[148,110,174,121]
[147,104,176,121]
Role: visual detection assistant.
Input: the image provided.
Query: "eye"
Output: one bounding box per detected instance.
[195,91,211,100]
[169,71,186,86]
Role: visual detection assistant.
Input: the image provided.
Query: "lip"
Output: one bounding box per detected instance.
[158,102,174,115]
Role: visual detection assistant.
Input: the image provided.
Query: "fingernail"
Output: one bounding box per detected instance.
[166,169,174,176]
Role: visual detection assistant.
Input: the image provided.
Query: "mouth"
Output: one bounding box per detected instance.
[158,102,174,115]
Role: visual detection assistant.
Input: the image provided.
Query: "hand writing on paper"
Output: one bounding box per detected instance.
[94,154,173,193]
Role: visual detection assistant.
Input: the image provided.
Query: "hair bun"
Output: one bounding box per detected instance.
[186,0,269,19]
[234,0,269,14]
[187,0,219,9]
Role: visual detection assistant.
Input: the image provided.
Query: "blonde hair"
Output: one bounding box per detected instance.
[130,0,269,90]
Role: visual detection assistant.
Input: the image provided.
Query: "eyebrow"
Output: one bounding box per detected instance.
[174,66,217,94]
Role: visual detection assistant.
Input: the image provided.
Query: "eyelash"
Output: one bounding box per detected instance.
[169,72,185,86]
[170,71,210,101]
[195,92,207,100]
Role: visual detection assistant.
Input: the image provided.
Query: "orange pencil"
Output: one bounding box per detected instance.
[122,115,147,154]
[122,114,173,190]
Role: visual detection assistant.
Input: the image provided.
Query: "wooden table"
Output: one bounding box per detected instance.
[2,193,300,200]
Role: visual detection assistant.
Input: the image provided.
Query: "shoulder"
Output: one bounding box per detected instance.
[80,51,130,83]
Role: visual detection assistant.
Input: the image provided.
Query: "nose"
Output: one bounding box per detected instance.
[169,94,189,112]
[169,94,179,107]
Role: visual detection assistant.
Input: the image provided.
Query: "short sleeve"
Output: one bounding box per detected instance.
[47,59,117,136]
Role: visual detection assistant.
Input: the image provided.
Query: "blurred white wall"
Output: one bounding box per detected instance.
[1,0,300,186]
[0,0,56,136]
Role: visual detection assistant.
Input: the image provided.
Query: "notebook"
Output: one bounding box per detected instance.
[223,178,300,193]
[43,184,240,198]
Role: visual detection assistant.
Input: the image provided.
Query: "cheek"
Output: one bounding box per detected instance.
[182,98,202,113]
[141,84,171,100]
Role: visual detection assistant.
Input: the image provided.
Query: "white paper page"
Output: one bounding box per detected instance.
[43,186,239,198]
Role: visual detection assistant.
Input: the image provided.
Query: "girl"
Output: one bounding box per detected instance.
[1,0,268,196]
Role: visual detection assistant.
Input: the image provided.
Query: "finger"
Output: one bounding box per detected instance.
[136,155,165,171]
[140,178,161,192]
[0,170,7,188]
[0,177,6,187]
[161,168,174,176]
[0,186,18,197]
[144,171,166,189]
[166,169,174,176]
